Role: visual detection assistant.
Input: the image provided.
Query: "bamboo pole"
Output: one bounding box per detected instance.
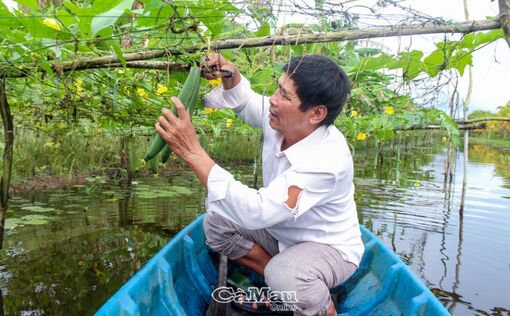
[1,19,501,78]
[456,117,510,123]
[499,0,510,48]
[404,123,486,131]
[6,61,190,78]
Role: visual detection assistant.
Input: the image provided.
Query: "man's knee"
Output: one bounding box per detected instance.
[264,255,330,316]
[264,255,299,293]
[203,213,230,246]
[203,213,252,258]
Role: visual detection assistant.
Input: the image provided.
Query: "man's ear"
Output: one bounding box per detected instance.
[309,105,327,125]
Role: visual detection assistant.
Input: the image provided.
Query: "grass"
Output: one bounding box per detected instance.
[468,135,510,149]
[4,128,262,185]
[7,129,501,187]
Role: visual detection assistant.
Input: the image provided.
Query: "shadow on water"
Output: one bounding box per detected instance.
[0,140,509,315]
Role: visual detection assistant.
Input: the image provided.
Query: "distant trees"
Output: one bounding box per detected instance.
[469,101,510,138]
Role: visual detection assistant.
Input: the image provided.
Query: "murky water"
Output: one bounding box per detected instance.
[0,141,509,315]
[355,142,510,315]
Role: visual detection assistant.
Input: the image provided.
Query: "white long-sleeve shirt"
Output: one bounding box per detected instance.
[204,76,364,266]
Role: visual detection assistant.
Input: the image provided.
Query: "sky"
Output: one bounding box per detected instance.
[388,0,510,113]
[276,0,510,114]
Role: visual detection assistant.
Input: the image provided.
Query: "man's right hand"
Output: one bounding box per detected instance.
[201,53,241,90]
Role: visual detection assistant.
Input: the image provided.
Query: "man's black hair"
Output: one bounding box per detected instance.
[282,55,351,126]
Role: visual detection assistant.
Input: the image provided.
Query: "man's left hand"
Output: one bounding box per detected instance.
[155,96,202,163]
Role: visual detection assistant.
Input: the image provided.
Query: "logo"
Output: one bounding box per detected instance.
[211,286,298,312]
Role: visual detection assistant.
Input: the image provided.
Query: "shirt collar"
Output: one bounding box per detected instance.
[274,125,328,165]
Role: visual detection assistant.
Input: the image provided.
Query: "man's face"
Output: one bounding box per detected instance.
[268,74,314,138]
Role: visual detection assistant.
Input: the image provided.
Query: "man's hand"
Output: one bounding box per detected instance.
[201,53,241,90]
[155,96,215,188]
[155,96,202,163]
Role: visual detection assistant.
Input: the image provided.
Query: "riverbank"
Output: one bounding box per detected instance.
[469,136,510,149]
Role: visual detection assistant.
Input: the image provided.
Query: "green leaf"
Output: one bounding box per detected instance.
[111,39,126,67]
[439,111,460,146]
[192,0,237,38]
[422,49,444,77]
[450,51,472,76]
[0,2,21,29]
[141,0,166,12]
[254,22,270,37]
[39,59,54,77]
[18,16,70,40]
[57,9,79,31]
[64,1,94,37]
[91,0,134,37]
[137,6,174,28]
[15,0,40,10]
[460,29,504,50]
[354,54,396,72]
[292,45,304,55]
[399,50,423,80]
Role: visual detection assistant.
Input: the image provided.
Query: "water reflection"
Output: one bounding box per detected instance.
[0,142,508,315]
[355,141,510,315]
[0,173,206,314]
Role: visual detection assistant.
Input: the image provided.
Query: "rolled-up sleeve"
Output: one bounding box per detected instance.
[206,164,336,230]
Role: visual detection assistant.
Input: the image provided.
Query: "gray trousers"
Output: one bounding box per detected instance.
[203,213,357,316]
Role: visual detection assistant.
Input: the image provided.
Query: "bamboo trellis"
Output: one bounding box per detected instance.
[0,1,509,249]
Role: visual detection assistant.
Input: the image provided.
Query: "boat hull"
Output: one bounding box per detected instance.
[96,214,450,315]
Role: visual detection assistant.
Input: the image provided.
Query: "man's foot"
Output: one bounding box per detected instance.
[326,300,337,316]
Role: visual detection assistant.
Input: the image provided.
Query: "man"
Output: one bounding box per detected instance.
[155,54,364,316]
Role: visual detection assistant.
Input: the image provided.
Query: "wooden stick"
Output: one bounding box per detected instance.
[499,0,510,48]
[2,19,501,78]
[6,61,191,78]
[456,117,510,124]
[0,79,14,249]
[403,123,487,130]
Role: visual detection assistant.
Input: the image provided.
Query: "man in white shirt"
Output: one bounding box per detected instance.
[155,54,364,316]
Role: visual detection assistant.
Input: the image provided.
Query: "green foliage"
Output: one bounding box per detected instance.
[353,29,503,79]
[336,108,459,145]
[2,0,502,182]
[469,101,510,139]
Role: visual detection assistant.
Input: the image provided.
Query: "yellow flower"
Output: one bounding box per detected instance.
[350,110,359,118]
[156,84,168,96]
[226,118,234,128]
[414,181,421,187]
[43,141,55,149]
[208,78,222,86]
[384,106,395,115]
[442,136,447,143]
[204,108,217,115]
[356,132,367,141]
[42,18,61,31]
[136,87,148,100]
[75,79,83,95]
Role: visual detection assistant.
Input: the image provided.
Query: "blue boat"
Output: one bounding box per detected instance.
[96,214,450,315]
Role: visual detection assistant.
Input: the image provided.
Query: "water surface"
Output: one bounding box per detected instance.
[0,142,509,315]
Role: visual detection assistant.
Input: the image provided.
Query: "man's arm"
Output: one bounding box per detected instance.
[202,54,269,129]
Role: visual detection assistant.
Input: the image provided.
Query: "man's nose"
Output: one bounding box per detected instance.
[268,94,276,107]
